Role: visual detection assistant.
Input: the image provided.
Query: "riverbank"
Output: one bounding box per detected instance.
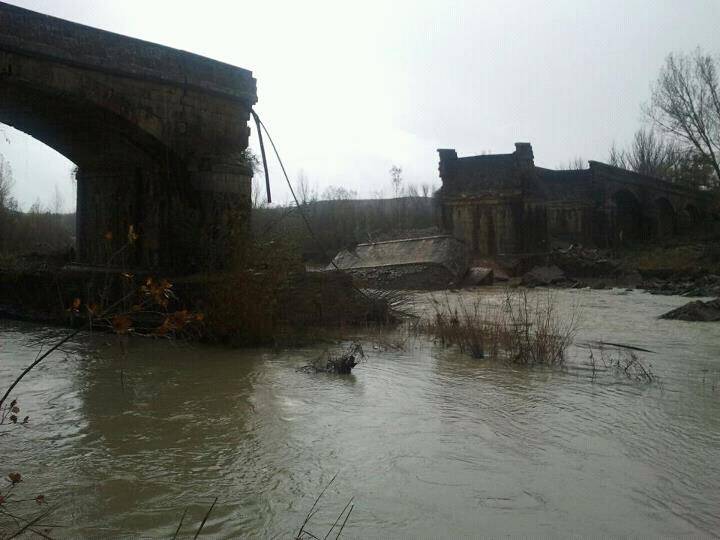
[0,254,398,345]
[501,236,720,297]
[2,236,719,334]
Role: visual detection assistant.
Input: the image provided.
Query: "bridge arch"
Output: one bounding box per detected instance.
[682,203,704,234]
[0,3,257,272]
[611,188,645,245]
[652,196,676,238]
[0,76,195,268]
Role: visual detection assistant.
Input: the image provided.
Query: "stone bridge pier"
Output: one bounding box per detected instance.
[0,2,257,272]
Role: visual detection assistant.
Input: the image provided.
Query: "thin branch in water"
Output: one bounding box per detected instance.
[335,504,354,539]
[5,508,54,540]
[323,497,354,540]
[296,472,338,539]
[193,497,217,539]
[172,507,188,539]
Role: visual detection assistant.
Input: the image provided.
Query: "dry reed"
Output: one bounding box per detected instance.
[422,290,579,366]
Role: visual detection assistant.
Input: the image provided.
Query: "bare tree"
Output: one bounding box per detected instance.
[0,154,15,210]
[646,49,720,188]
[251,175,267,209]
[50,183,65,214]
[322,185,357,201]
[295,170,317,206]
[608,142,626,169]
[389,165,403,198]
[608,128,683,178]
[556,156,586,170]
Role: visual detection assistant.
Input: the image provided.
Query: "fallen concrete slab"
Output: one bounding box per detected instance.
[329,235,468,289]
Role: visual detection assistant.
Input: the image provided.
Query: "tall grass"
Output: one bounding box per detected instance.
[422,290,579,366]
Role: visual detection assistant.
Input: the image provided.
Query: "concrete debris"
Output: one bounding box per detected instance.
[521,265,566,286]
[641,274,720,298]
[463,267,494,287]
[329,235,468,290]
[659,298,720,321]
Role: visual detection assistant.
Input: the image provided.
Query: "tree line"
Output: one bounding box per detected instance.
[0,155,74,261]
[608,48,720,192]
[252,167,440,263]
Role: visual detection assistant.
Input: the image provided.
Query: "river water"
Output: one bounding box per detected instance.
[1,288,720,538]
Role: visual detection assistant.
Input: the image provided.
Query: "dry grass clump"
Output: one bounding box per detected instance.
[422,290,579,366]
[585,343,656,384]
[500,290,579,366]
[425,295,487,359]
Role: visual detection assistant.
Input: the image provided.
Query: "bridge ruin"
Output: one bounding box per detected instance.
[438,143,715,258]
[0,2,257,271]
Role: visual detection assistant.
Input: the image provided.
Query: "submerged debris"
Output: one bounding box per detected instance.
[463,266,494,287]
[659,298,720,321]
[521,265,566,287]
[300,342,366,374]
[582,342,657,384]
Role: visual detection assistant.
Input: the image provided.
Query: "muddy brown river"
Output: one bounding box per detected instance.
[1,288,720,537]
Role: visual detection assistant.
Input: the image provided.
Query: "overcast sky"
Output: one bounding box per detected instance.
[1,0,719,210]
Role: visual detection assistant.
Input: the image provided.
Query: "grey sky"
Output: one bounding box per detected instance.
[1,0,719,210]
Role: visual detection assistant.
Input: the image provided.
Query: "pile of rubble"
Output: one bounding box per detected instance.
[640,274,720,297]
[520,246,640,289]
[660,298,720,321]
[550,245,624,278]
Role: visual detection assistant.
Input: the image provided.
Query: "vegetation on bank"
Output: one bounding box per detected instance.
[421,290,579,366]
[617,234,720,277]
[252,196,439,264]
[0,156,74,262]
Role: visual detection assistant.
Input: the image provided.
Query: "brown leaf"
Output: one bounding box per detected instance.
[68,298,81,313]
[154,318,172,336]
[112,315,133,335]
[8,472,22,484]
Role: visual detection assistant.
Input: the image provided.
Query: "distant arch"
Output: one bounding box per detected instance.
[612,189,644,245]
[653,197,676,238]
[684,203,703,233]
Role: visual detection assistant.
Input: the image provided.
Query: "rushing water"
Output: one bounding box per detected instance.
[1,288,720,538]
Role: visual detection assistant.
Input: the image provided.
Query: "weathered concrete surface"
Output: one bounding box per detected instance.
[438,143,715,258]
[463,266,494,287]
[0,2,257,272]
[521,265,566,286]
[330,235,468,289]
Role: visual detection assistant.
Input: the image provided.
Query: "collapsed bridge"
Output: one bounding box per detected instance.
[438,143,716,257]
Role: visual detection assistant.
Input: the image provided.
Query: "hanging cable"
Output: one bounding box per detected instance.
[251,109,271,204]
[249,110,415,319]
[252,112,344,273]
